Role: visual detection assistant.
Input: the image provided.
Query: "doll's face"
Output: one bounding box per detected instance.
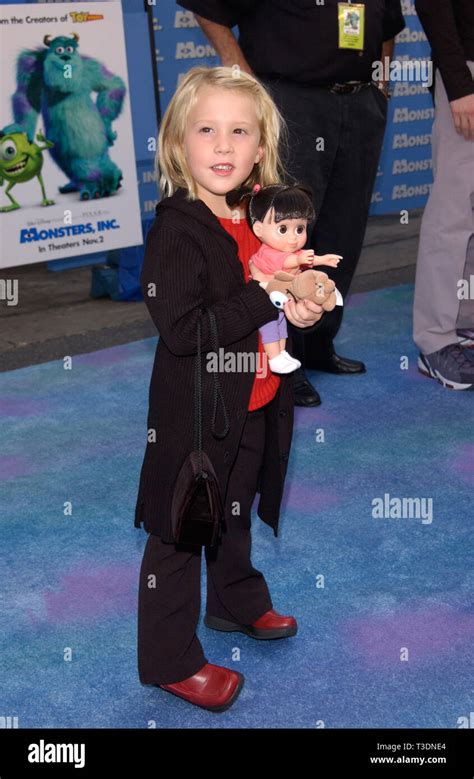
[253,207,308,253]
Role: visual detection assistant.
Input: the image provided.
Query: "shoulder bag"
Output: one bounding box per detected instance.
[170,308,230,547]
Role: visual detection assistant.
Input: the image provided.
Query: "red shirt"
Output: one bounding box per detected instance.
[216,215,281,411]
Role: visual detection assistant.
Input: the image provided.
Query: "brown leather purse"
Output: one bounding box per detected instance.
[170,309,230,547]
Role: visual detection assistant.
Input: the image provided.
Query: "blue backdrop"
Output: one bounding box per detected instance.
[4,0,435,291]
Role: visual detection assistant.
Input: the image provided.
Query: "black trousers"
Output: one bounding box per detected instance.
[259,77,388,363]
[137,404,273,685]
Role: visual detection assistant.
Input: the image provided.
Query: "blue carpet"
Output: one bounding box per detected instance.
[1,284,473,728]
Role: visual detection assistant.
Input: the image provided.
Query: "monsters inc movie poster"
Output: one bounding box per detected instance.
[0,2,142,268]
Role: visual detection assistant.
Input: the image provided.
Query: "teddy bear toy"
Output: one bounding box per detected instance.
[260,268,339,313]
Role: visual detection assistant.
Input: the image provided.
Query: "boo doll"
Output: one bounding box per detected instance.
[229,183,342,374]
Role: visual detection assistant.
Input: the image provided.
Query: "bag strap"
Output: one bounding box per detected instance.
[194,309,230,471]
[207,309,230,440]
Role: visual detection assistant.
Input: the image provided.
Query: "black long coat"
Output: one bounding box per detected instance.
[134,188,322,542]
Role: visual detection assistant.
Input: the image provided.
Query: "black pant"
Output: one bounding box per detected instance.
[137,404,273,685]
[259,77,388,363]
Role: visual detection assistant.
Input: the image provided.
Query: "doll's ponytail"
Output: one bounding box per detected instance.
[225,185,254,208]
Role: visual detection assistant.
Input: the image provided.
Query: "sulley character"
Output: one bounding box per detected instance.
[12,34,125,200]
[0,123,55,211]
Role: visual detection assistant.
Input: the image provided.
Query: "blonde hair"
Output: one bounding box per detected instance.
[156,66,290,201]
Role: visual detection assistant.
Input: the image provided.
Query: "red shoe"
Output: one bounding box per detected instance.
[158,663,244,712]
[204,608,297,639]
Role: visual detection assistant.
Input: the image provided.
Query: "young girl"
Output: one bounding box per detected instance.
[234,182,342,374]
[135,66,324,713]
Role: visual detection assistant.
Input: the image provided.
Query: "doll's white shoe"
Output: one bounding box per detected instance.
[269,352,300,374]
[281,350,301,369]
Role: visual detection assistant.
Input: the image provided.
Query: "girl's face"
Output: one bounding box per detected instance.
[183,86,264,216]
[253,208,308,253]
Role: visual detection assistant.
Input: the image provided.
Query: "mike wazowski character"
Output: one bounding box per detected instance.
[12,33,125,201]
[0,124,55,212]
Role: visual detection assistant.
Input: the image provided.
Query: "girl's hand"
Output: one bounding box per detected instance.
[283,297,324,328]
[313,253,343,268]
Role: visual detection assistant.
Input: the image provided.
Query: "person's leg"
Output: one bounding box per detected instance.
[258,78,386,367]
[414,64,474,355]
[302,84,388,361]
[455,198,474,334]
[205,406,273,625]
[278,310,298,359]
[260,316,299,372]
[257,77,341,367]
[260,319,281,359]
[137,532,208,685]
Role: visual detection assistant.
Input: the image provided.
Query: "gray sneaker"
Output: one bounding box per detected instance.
[418,344,474,390]
[457,328,474,348]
